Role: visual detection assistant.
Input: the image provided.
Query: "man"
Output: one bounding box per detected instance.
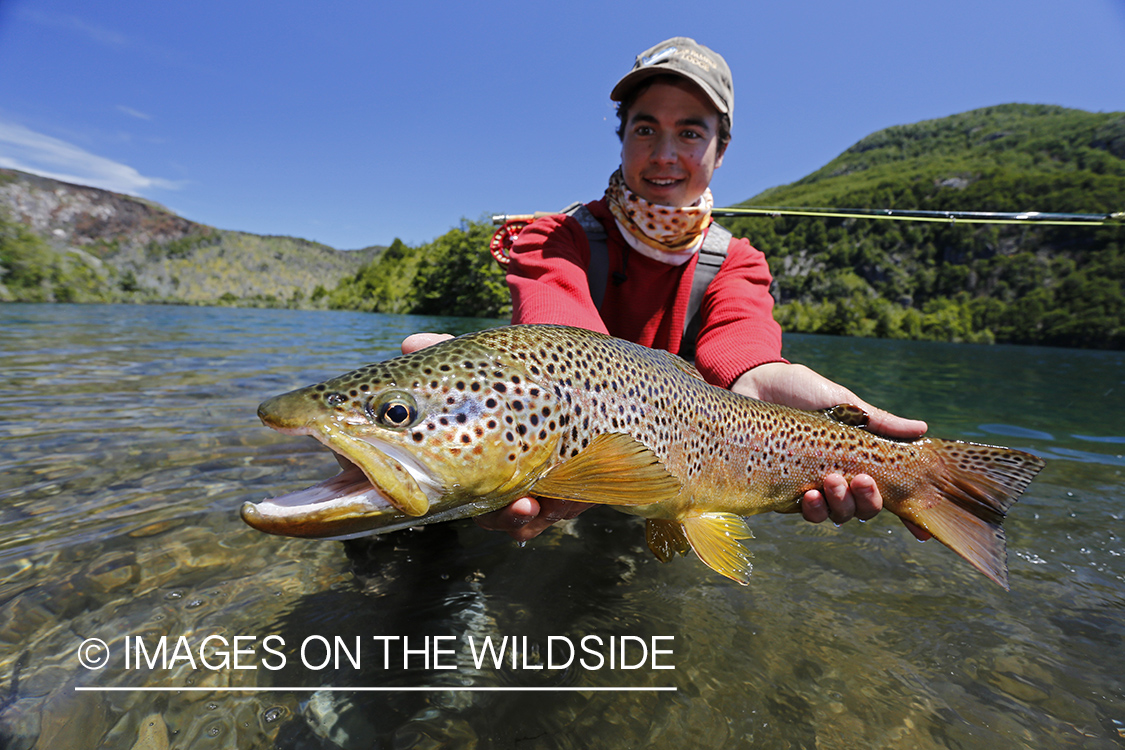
[404,37,930,542]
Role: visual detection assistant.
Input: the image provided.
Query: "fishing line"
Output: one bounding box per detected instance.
[709,206,1124,226]
[492,208,1123,227]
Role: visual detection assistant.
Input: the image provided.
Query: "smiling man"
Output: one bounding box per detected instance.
[405,37,931,542]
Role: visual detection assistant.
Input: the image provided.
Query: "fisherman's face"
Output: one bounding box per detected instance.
[620,78,725,208]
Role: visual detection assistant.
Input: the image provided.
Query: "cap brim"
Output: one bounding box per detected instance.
[609,68,729,114]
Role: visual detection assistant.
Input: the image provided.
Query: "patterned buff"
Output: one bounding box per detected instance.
[604,168,713,253]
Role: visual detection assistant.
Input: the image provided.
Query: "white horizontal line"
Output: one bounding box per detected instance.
[75,686,676,693]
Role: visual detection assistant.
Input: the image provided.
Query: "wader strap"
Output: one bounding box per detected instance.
[565,204,610,307]
[679,223,732,361]
[568,202,730,359]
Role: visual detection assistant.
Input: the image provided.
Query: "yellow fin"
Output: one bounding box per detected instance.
[532,433,681,506]
[681,513,754,585]
[646,519,690,563]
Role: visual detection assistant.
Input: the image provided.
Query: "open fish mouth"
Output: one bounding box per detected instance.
[240,451,407,539]
[241,419,448,539]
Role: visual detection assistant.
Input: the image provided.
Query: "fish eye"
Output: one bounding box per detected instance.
[366,392,420,429]
[379,402,414,426]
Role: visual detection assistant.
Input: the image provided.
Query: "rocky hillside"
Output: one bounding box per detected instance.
[0,168,379,305]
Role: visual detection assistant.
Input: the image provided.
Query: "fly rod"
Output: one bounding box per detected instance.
[707,206,1124,226]
[488,206,1122,266]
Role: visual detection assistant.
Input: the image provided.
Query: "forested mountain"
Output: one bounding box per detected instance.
[724,104,1124,347]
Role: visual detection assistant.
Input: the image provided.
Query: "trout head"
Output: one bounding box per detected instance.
[242,335,564,539]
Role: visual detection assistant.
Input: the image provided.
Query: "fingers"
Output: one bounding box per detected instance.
[848,474,881,521]
[474,497,592,542]
[863,406,928,441]
[799,474,930,543]
[800,473,882,525]
[401,332,454,355]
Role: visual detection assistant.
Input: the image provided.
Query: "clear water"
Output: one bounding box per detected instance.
[1,303,1122,749]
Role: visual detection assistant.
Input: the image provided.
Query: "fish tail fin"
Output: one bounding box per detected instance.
[895,439,1045,590]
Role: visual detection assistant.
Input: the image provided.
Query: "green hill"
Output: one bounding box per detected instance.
[724,104,1124,347]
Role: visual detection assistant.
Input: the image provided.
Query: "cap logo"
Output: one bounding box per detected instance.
[641,46,677,67]
[679,48,717,73]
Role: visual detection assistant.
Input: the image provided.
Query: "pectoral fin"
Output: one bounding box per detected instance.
[532,433,681,506]
[681,513,754,585]
[646,519,690,563]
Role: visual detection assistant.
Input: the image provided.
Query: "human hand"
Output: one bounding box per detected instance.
[732,362,932,541]
[400,332,590,541]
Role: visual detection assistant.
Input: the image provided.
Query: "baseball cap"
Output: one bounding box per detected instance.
[610,37,733,124]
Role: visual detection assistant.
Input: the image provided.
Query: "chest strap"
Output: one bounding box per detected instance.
[566,203,730,358]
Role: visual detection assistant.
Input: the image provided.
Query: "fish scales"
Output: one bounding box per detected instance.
[465,327,939,521]
[245,324,1045,588]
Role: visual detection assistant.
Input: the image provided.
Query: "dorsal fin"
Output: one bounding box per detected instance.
[665,354,707,382]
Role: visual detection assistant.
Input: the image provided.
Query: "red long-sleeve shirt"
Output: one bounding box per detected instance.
[506,198,784,388]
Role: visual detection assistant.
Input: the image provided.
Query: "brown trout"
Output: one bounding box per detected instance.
[244,325,1045,588]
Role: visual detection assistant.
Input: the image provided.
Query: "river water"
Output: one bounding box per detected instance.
[0,303,1122,749]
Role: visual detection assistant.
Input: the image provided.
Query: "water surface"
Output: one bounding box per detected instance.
[1,303,1122,748]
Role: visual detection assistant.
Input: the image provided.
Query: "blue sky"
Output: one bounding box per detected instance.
[1,0,1123,250]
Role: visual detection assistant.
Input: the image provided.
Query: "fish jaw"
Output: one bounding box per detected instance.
[240,460,407,539]
[245,388,444,537]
